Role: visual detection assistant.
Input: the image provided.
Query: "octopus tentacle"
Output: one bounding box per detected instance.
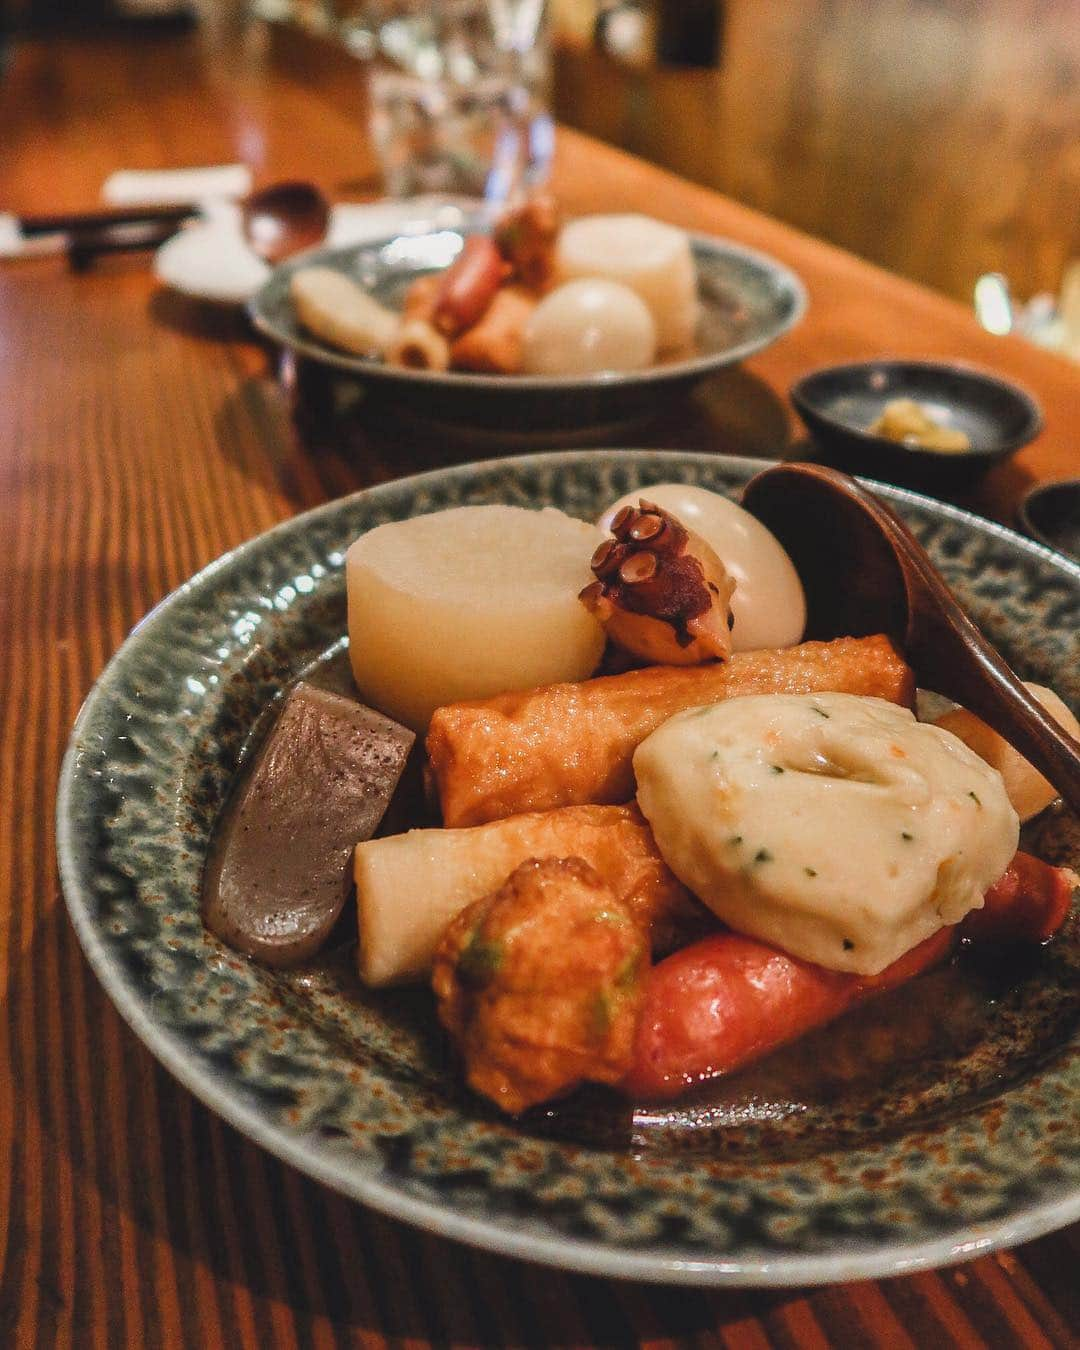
[579,501,736,666]
[493,191,561,292]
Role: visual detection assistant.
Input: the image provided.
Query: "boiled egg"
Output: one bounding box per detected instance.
[599,482,806,650]
[521,279,657,376]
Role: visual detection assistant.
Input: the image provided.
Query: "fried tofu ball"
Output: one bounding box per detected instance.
[432,856,647,1114]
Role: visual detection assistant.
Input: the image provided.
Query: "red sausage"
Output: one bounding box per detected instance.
[624,854,1075,1101]
[623,928,953,1101]
[960,851,1075,944]
[431,236,508,338]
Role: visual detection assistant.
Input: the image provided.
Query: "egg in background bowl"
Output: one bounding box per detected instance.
[522,279,657,376]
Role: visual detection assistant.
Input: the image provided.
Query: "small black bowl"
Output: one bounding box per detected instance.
[1017,478,1080,562]
[790,360,1042,490]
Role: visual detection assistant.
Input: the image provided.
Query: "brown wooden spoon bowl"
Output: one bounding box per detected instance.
[241,180,331,265]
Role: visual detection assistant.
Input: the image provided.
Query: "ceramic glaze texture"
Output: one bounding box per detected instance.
[57,451,1080,1285]
[788,360,1042,490]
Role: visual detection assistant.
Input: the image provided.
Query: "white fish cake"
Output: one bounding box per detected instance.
[556,214,699,353]
[634,692,1019,975]
[290,265,399,356]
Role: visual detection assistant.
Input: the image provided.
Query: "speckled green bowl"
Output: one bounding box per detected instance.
[57,451,1080,1286]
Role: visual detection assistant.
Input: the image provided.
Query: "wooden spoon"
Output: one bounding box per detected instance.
[742,461,1080,813]
[241,180,330,265]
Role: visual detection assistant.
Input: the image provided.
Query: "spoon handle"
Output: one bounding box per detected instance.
[881,505,1080,814]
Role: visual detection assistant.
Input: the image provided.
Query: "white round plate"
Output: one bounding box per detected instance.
[154,196,482,305]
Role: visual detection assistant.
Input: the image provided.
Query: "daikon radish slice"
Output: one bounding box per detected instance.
[934,684,1080,821]
[346,505,605,732]
[354,803,686,986]
[556,214,699,352]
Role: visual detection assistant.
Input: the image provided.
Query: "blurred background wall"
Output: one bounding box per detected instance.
[552,0,1080,307]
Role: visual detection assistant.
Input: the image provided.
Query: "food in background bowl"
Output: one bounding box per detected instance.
[555,213,700,353]
[290,265,399,357]
[868,397,971,452]
[289,194,703,377]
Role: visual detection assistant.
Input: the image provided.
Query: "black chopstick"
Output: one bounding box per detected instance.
[66,220,184,271]
[20,202,201,237]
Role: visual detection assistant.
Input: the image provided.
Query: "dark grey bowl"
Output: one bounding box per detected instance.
[249,221,806,431]
[790,360,1042,490]
[1017,478,1080,562]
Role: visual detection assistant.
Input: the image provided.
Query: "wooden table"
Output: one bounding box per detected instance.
[2,22,1078,1350]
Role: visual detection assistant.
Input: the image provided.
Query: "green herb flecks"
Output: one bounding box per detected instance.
[588,990,613,1040]
[614,945,644,991]
[456,932,503,989]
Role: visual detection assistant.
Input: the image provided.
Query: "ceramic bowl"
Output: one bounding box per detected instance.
[57,450,1080,1285]
[1017,478,1080,563]
[790,360,1042,490]
[249,223,806,430]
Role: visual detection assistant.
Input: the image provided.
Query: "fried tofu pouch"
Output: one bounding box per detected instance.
[355,803,693,986]
[427,635,915,828]
[433,857,647,1114]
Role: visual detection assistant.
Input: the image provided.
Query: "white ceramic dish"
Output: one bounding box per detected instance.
[154,196,482,305]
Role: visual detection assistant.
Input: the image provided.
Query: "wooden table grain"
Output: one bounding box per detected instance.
[1,22,1078,1350]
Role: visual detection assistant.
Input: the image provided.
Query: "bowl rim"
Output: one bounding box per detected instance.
[789,357,1044,463]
